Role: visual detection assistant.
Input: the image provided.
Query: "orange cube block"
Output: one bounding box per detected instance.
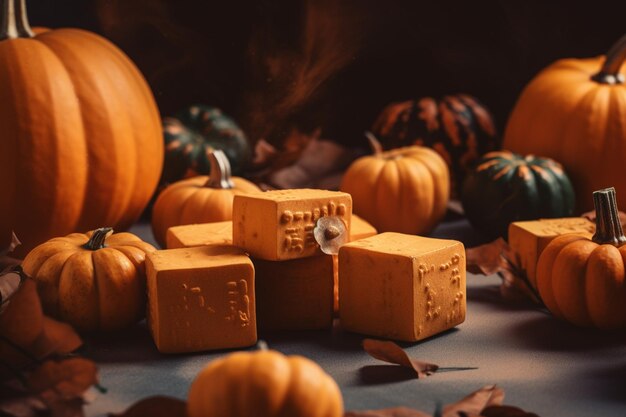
[146,245,256,353]
[339,232,466,342]
[233,189,352,261]
[255,255,334,330]
[350,214,377,241]
[166,221,232,249]
[508,217,594,288]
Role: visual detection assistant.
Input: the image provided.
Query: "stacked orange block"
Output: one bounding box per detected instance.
[147,187,469,353]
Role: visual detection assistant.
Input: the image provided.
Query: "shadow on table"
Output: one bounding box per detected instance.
[357,365,418,385]
[467,284,546,313]
[582,361,626,404]
[259,322,460,354]
[82,321,163,363]
[506,315,626,352]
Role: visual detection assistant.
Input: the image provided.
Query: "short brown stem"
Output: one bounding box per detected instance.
[591,188,626,246]
[324,226,340,241]
[83,227,113,251]
[591,34,626,85]
[0,0,34,41]
[204,150,234,189]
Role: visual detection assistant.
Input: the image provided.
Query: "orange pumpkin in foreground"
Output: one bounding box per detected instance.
[188,348,343,417]
[537,188,626,329]
[504,35,626,211]
[340,135,449,235]
[22,228,156,332]
[0,0,163,256]
[151,150,260,247]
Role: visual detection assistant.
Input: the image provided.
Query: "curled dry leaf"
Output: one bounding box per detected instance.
[27,358,98,400]
[0,278,82,371]
[465,239,541,304]
[344,407,431,417]
[442,385,504,417]
[109,395,187,417]
[362,339,438,378]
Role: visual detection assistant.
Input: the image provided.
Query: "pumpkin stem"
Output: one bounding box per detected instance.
[256,340,269,351]
[83,227,113,251]
[592,188,626,246]
[0,0,34,41]
[365,131,383,155]
[592,34,626,85]
[204,150,234,189]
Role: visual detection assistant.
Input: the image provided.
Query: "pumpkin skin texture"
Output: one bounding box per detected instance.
[503,35,626,212]
[340,143,449,235]
[151,151,260,248]
[162,105,251,184]
[536,188,626,329]
[187,350,343,417]
[461,151,575,239]
[371,95,498,189]
[21,228,156,332]
[0,2,163,257]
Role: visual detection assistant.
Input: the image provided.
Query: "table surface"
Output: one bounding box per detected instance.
[84,220,626,417]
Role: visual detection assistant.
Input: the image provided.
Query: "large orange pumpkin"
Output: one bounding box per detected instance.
[151,150,260,247]
[340,135,449,235]
[187,348,343,417]
[0,0,163,257]
[503,35,626,212]
[536,188,626,329]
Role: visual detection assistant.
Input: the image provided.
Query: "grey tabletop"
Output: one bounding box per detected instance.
[84,220,626,417]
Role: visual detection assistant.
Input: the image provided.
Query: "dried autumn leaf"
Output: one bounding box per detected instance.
[465,239,511,276]
[27,358,98,400]
[344,407,431,417]
[466,239,541,304]
[0,232,21,258]
[442,385,504,417]
[362,339,438,378]
[481,405,540,417]
[109,396,187,417]
[29,318,83,360]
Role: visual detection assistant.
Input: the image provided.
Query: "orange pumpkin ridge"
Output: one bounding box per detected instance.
[0,0,163,256]
[151,150,260,248]
[536,187,626,329]
[504,35,626,211]
[21,227,156,332]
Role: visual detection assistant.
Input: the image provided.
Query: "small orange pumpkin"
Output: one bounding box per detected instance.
[340,134,449,235]
[187,347,343,417]
[503,35,626,211]
[22,227,156,332]
[151,150,260,247]
[536,187,626,329]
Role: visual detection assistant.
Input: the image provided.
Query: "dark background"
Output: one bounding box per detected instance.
[27,0,626,148]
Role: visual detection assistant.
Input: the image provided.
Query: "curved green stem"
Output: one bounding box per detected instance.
[0,0,34,41]
[83,228,113,251]
[592,34,626,85]
[592,187,626,246]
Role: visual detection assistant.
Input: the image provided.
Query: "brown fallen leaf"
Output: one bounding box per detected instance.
[27,358,98,399]
[363,339,438,378]
[345,407,431,417]
[442,385,504,417]
[466,239,541,304]
[109,395,187,417]
[481,405,540,417]
[0,277,82,372]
